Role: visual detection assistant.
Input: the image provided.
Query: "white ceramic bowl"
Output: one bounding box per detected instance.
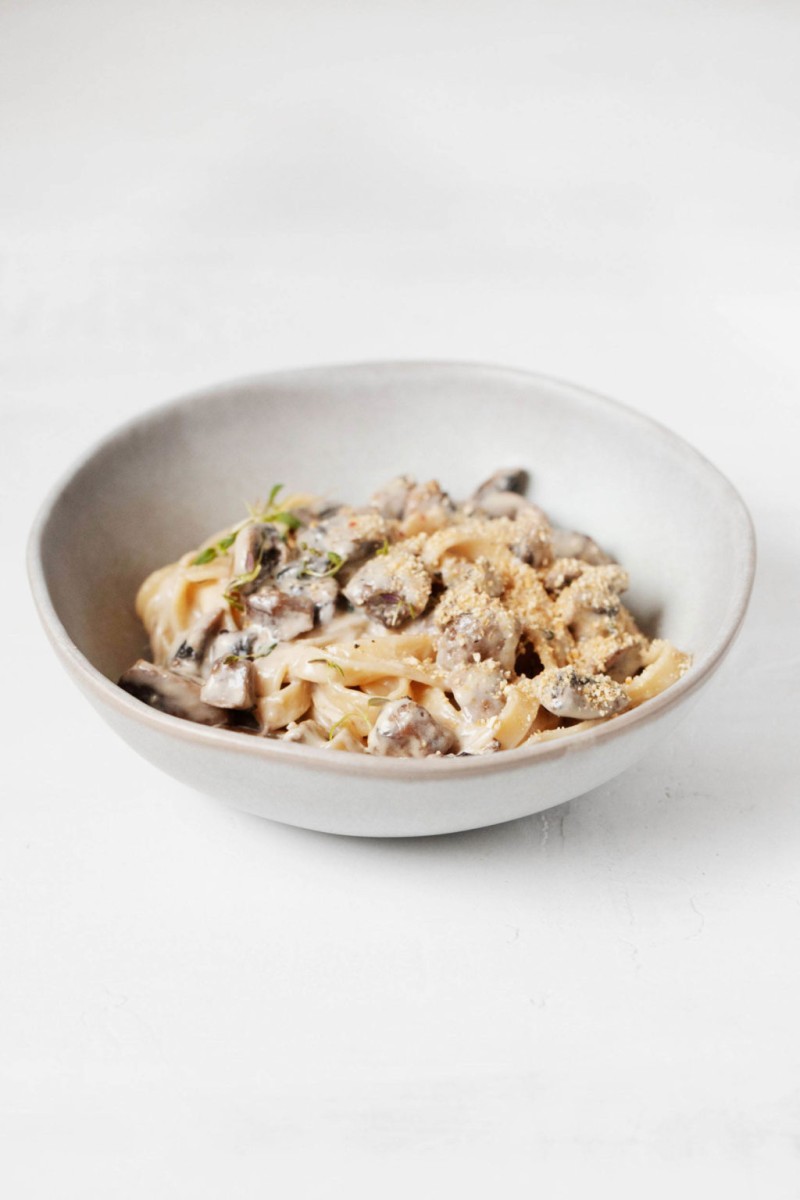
[28,362,755,837]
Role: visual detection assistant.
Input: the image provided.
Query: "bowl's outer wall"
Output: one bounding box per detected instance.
[32,363,754,835]
[73,651,705,837]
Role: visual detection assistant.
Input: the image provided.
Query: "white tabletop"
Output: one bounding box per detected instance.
[3,1,799,1195]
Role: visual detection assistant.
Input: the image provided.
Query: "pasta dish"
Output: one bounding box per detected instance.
[119,471,690,757]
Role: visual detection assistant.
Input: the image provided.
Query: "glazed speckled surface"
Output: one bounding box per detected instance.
[29,362,754,836]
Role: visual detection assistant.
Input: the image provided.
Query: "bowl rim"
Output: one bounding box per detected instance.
[27,359,757,782]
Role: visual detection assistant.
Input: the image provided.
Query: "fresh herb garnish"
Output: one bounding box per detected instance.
[270,511,301,532]
[375,539,390,556]
[223,645,276,665]
[367,696,390,707]
[328,710,370,740]
[191,529,239,567]
[309,658,345,677]
[247,484,300,534]
[224,548,264,609]
[300,550,344,578]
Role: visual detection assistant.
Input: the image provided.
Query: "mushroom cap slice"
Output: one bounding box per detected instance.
[169,608,225,678]
[343,547,432,628]
[549,529,612,566]
[367,699,454,758]
[200,657,256,710]
[535,666,630,720]
[245,586,316,641]
[473,468,530,499]
[119,660,227,725]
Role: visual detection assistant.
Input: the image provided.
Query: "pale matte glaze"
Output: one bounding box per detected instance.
[27,362,755,836]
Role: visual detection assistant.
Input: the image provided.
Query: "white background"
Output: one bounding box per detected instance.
[2,1,799,1195]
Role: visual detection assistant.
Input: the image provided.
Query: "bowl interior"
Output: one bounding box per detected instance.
[37,362,752,685]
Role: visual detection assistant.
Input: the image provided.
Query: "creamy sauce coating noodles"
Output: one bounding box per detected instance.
[119,471,690,756]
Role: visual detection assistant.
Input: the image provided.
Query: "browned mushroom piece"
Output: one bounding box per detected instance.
[343,547,432,628]
[231,521,291,585]
[275,563,340,626]
[472,469,545,523]
[232,522,263,578]
[367,698,454,758]
[245,586,316,640]
[305,508,390,567]
[472,469,540,519]
[509,507,552,567]
[450,661,506,721]
[206,628,257,666]
[473,468,530,500]
[370,475,416,519]
[557,564,630,639]
[549,528,612,566]
[169,608,225,678]
[404,479,454,517]
[535,666,630,720]
[439,555,505,597]
[200,656,256,710]
[436,605,520,673]
[119,660,227,725]
[543,557,588,593]
[574,633,648,682]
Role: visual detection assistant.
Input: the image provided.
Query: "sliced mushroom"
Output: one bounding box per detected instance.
[119,660,226,725]
[473,468,529,500]
[543,557,588,593]
[450,661,506,721]
[510,507,552,567]
[574,633,648,683]
[200,656,256,710]
[370,475,415,519]
[436,606,520,673]
[535,666,630,720]
[439,554,505,598]
[304,508,390,568]
[557,564,630,639]
[169,609,225,678]
[343,547,432,628]
[231,522,290,585]
[245,586,316,640]
[206,628,257,665]
[232,522,263,578]
[367,698,454,758]
[472,470,541,520]
[405,479,454,517]
[275,562,339,625]
[401,480,454,533]
[550,529,612,565]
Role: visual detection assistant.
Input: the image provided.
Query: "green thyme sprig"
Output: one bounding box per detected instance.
[328,710,371,740]
[191,484,303,568]
[309,658,345,677]
[190,530,238,567]
[247,484,302,535]
[224,548,265,611]
[300,550,344,578]
[222,646,276,667]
